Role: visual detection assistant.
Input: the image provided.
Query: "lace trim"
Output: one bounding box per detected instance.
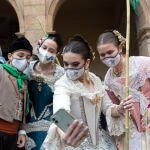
[31,63,64,91]
[42,124,65,150]
[105,57,149,115]
[30,103,52,121]
[25,119,51,133]
[25,136,36,150]
[106,106,125,136]
[73,73,103,93]
[65,130,117,150]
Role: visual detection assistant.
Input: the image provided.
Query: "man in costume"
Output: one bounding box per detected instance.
[0,37,33,150]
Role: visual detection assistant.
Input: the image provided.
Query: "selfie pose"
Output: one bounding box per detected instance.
[42,35,134,150]
[97,30,150,150]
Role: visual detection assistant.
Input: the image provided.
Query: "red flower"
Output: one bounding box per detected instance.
[148,104,150,108]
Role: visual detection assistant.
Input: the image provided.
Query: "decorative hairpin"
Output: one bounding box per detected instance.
[113,30,126,46]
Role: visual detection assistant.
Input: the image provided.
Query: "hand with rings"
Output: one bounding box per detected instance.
[61,120,89,147]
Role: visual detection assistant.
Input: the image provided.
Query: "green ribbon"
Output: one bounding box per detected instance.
[130,0,140,15]
[0,64,29,115]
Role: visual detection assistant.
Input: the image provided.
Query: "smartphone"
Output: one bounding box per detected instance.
[51,108,75,132]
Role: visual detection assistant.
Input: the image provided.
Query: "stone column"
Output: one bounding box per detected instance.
[24,0,46,53]
[137,0,150,56]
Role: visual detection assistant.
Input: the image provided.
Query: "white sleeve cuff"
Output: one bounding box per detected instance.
[18,130,26,135]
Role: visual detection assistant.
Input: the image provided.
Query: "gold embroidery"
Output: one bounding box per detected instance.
[80,96,93,146]
[91,94,101,112]
[34,76,44,92]
[80,96,101,148]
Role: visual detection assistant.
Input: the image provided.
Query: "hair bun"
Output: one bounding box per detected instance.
[69,34,85,43]
[70,34,95,61]
[37,32,62,50]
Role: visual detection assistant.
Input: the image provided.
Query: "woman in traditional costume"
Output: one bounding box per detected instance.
[25,33,64,150]
[42,35,134,150]
[97,30,150,150]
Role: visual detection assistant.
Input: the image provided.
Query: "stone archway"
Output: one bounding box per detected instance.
[46,0,66,32]
[0,0,20,57]
[51,0,138,78]
[7,0,24,34]
[46,0,150,72]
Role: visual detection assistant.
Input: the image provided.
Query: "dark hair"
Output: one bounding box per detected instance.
[97,31,120,47]
[47,33,62,50]
[31,54,39,61]
[38,33,63,52]
[63,35,94,62]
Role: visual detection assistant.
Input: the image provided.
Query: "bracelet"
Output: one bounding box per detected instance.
[18,130,26,135]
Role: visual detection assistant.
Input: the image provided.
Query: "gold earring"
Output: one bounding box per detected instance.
[85,68,90,83]
[55,56,61,66]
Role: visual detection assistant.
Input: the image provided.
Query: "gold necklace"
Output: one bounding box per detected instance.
[113,57,125,77]
[113,70,121,77]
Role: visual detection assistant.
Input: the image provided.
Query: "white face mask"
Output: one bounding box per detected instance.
[38,48,56,64]
[23,66,30,77]
[65,66,85,81]
[12,58,28,72]
[101,53,121,67]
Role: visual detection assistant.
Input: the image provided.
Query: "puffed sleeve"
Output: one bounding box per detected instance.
[101,90,125,136]
[53,79,71,113]
[41,76,71,150]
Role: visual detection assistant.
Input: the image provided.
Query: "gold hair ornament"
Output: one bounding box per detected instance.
[113,30,126,47]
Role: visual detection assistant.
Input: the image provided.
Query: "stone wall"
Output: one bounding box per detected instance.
[7,0,150,55]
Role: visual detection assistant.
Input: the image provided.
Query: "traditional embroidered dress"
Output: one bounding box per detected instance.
[42,72,118,150]
[104,56,150,150]
[25,61,64,150]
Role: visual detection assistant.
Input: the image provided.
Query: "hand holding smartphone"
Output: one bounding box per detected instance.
[51,108,75,132]
[51,108,89,147]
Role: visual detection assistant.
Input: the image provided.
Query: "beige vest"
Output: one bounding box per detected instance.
[0,66,26,122]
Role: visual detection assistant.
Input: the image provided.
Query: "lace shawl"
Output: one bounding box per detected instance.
[105,56,150,116]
